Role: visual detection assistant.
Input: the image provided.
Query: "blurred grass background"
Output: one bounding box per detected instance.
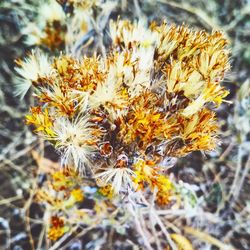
[0,0,250,249]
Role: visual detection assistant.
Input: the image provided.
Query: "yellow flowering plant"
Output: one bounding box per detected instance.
[15,2,231,248]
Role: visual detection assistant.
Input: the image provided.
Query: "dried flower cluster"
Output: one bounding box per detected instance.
[36,167,117,241]
[22,0,102,51]
[16,14,230,243]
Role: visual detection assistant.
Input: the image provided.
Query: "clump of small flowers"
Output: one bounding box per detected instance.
[22,0,97,51]
[36,166,124,241]
[22,0,67,50]
[22,0,116,52]
[16,16,230,244]
[48,216,66,241]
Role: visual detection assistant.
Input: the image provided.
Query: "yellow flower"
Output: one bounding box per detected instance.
[63,188,84,208]
[133,159,174,205]
[26,107,55,137]
[156,175,174,206]
[51,169,79,191]
[48,226,65,241]
[98,185,114,199]
[70,188,84,202]
[48,216,65,241]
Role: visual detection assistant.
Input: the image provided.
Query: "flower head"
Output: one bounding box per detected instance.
[95,165,135,194]
[23,0,66,50]
[50,116,99,171]
[48,216,65,241]
[15,50,51,98]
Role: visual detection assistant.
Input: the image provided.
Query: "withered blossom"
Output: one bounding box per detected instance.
[17,19,230,197]
[23,0,67,50]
